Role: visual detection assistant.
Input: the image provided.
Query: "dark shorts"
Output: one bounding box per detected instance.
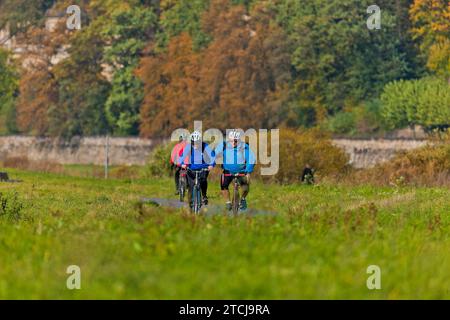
[220,170,248,190]
[186,169,209,183]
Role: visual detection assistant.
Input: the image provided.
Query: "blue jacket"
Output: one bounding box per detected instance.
[214,141,256,174]
[178,142,216,170]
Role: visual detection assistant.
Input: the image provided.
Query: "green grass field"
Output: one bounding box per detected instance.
[0,168,449,299]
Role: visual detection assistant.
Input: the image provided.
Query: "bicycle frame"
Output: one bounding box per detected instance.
[179,168,187,202]
[189,168,209,214]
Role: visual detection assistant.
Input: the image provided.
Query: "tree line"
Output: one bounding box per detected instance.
[0,0,448,138]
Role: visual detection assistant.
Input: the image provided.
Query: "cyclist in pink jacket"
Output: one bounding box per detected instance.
[170,134,188,195]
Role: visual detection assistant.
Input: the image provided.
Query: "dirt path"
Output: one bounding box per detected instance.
[141,197,276,216]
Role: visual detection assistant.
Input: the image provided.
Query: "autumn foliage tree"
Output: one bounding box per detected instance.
[137,33,201,137]
[17,1,111,137]
[410,0,450,80]
[2,0,448,138]
[196,1,291,130]
[138,0,291,138]
[15,20,68,135]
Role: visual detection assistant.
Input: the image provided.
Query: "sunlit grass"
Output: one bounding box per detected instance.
[0,168,448,299]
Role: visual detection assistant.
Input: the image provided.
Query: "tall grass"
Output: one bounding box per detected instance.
[0,168,448,299]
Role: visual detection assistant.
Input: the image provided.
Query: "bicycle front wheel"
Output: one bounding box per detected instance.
[193,186,202,214]
[179,177,186,202]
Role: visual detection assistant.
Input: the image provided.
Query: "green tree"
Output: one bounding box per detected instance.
[416,77,450,127]
[381,77,450,130]
[275,0,421,126]
[157,0,211,50]
[380,80,418,129]
[102,4,157,136]
[49,17,111,138]
[0,0,55,36]
[0,49,18,134]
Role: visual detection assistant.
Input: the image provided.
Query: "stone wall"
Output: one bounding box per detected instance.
[0,136,158,166]
[0,136,430,168]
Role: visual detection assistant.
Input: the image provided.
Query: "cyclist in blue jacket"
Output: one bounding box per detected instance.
[214,130,256,211]
[179,131,215,207]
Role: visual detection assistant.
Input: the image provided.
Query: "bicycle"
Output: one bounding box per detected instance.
[188,168,209,214]
[178,168,187,202]
[223,173,247,215]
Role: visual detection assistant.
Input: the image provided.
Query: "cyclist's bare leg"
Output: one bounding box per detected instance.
[221,189,231,202]
[186,171,195,208]
[174,166,181,191]
[201,180,208,198]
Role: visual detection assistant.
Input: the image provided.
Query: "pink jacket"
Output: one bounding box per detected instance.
[170,141,187,165]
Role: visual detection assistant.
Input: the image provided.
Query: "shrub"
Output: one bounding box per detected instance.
[272,128,349,184]
[146,142,176,177]
[324,112,357,135]
[109,165,142,179]
[352,143,450,186]
[0,191,24,222]
[2,156,64,173]
[2,156,30,169]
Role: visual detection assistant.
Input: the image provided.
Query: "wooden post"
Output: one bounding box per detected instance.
[105,135,109,179]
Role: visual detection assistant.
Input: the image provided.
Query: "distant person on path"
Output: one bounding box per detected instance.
[170,134,187,195]
[178,131,215,208]
[300,164,315,185]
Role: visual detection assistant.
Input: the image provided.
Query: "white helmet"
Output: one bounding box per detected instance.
[190,131,201,142]
[228,130,242,141]
[179,133,188,141]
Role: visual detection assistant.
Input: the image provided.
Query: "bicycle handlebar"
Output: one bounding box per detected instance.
[187,168,210,173]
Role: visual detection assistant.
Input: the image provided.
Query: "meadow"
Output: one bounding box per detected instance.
[0,167,449,299]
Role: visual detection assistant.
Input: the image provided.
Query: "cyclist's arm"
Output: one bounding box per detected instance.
[245,145,256,173]
[205,144,216,167]
[178,145,190,167]
[213,143,224,158]
[170,146,177,164]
